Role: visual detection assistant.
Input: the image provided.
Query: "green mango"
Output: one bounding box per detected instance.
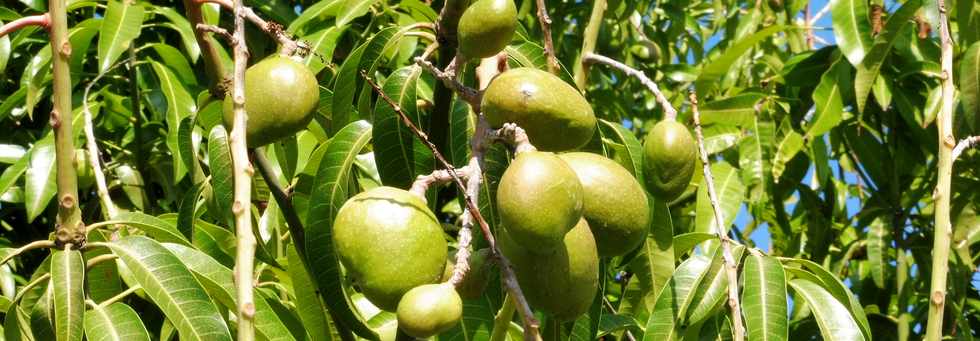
[457,0,517,59]
[482,68,597,151]
[396,283,463,338]
[497,151,583,253]
[223,56,319,148]
[499,218,599,321]
[642,120,697,200]
[559,152,649,257]
[333,187,448,311]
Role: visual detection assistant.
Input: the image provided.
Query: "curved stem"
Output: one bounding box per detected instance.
[0,240,56,267]
[196,0,301,56]
[0,14,49,38]
[690,91,745,341]
[951,136,980,161]
[490,295,516,341]
[97,284,142,307]
[574,0,606,90]
[183,0,226,95]
[83,63,124,220]
[582,53,678,121]
[925,0,956,338]
[252,149,305,260]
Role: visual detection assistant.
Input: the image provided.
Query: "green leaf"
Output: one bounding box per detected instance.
[598,119,644,183]
[642,255,711,341]
[287,0,344,35]
[98,1,143,72]
[741,252,788,341]
[621,197,674,324]
[52,250,84,341]
[150,6,199,62]
[302,26,346,74]
[177,181,207,240]
[84,231,123,302]
[105,236,232,341]
[597,314,640,337]
[0,155,29,199]
[372,65,433,189]
[961,42,980,131]
[787,279,865,341]
[5,305,34,341]
[94,212,190,246]
[783,259,872,340]
[304,120,377,340]
[687,245,745,326]
[441,296,497,341]
[162,243,298,341]
[335,0,380,27]
[806,57,848,138]
[151,61,196,182]
[287,246,334,341]
[854,0,921,113]
[148,43,197,87]
[695,162,744,236]
[830,0,873,66]
[24,136,56,222]
[83,303,151,341]
[672,232,718,258]
[866,219,889,288]
[331,27,397,132]
[696,25,786,94]
[699,93,765,127]
[0,20,9,75]
[207,125,234,227]
[772,131,803,181]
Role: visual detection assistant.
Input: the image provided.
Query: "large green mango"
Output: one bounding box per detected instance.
[332,187,448,311]
[223,56,319,147]
[559,152,649,257]
[642,120,697,200]
[396,283,463,338]
[482,68,597,151]
[457,0,517,59]
[499,218,599,321]
[497,151,583,253]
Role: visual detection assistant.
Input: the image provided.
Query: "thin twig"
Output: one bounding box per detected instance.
[574,0,607,90]
[183,0,226,95]
[690,90,745,341]
[195,0,304,56]
[196,23,233,42]
[97,284,142,308]
[925,0,956,337]
[362,69,542,341]
[405,31,437,43]
[583,53,678,121]
[951,136,980,161]
[0,240,56,267]
[804,1,814,49]
[252,149,306,260]
[0,14,49,38]
[535,0,559,74]
[229,0,257,339]
[83,63,124,220]
[415,57,481,108]
[409,166,472,200]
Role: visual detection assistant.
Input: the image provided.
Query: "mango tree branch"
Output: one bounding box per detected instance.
[82,64,122,219]
[49,0,84,247]
[415,57,481,108]
[195,0,303,56]
[0,14,49,38]
[573,0,606,90]
[535,0,559,74]
[362,69,542,341]
[925,0,956,338]
[690,90,745,341]
[183,0,226,95]
[196,24,232,42]
[229,0,257,339]
[252,149,306,260]
[0,240,56,267]
[951,136,980,161]
[409,167,473,200]
[582,53,678,121]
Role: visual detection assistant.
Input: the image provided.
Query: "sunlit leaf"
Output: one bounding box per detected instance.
[97,0,144,72]
[83,303,150,341]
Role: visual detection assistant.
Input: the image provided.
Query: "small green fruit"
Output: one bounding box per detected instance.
[499,218,599,321]
[559,152,649,257]
[333,187,448,311]
[223,56,319,148]
[396,283,463,338]
[74,149,95,189]
[457,0,517,59]
[497,151,583,253]
[482,68,597,151]
[642,120,696,200]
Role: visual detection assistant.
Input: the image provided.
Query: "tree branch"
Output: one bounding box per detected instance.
[196,23,233,42]
[583,53,678,121]
[535,0,559,74]
[925,0,956,337]
[415,57,481,109]
[82,63,123,220]
[951,136,980,162]
[252,149,306,260]
[49,0,84,247]
[229,0,257,339]
[183,0,226,95]
[195,0,304,56]
[362,66,542,341]
[573,0,606,90]
[409,167,472,200]
[690,90,745,341]
[0,14,49,38]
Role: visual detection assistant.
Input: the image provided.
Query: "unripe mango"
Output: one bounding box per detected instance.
[223,56,319,147]
[559,152,649,257]
[457,0,517,59]
[642,120,696,200]
[396,283,463,338]
[333,187,448,311]
[497,151,583,253]
[482,68,597,151]
[499,218,599,321]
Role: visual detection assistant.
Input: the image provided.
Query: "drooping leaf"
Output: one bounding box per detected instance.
[696,25,786,94]
[83,303,151,341]
[90,212,190,246]
[331,27,397,133]
[24,136,56,222]
[741,252,788,341]
[335,0,380,28]
[854,0,921,113]
[287,246,334,341]
[787,279,865,341]
[695,162,744,236]
[598,119,644,183]
[51,249,84,341]
[304,120,377,340]
[372,65,433,189]
[866,219,890,288]
[699,93,766,128]
[642,255,711,341]
[207,125,234,227]
[302,26,346,74]
[5,305,34,341]
[830,0,873,66]
[687,245,745,326]
[105,236,232,341]
[772,131,804,181]
[97,0,144,72]
[621,196,674,324]
[150,6,200,62]
[151,61,196,182]
[806,56,848,138]
[961,41,980,130]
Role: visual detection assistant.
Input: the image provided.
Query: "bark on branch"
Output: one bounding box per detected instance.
[582,53,678,121]
[0,14,49,38]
